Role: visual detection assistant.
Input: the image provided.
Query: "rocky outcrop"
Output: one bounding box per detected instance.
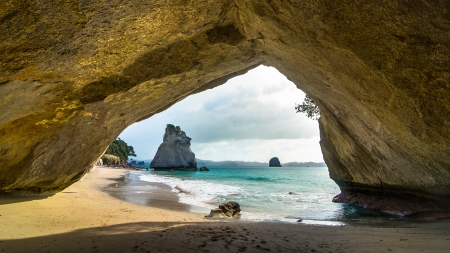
[269,157,282,167]
[206,201,241,218]
[199,166,210,171]
[0,0,449,215]
[150,125,197,171]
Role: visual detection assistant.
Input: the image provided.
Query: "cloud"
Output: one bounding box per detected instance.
[192,138,323,163]
[119,65,323,162]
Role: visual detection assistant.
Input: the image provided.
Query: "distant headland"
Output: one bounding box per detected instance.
[134,158,326,168]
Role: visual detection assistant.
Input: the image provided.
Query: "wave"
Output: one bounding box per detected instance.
[244,176,271,182]
[139,173,242,209]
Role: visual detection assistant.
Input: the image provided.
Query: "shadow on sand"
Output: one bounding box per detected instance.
[2,220,450,253]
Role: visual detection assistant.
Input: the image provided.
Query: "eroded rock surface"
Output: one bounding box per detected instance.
[206,201,241,218]
[150,124,197,171]
[0,0,449,214]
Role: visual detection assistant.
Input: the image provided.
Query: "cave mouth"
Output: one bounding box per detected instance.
[1,0,449,220]
[107,65,358,222]
[118,65,323,166]
[109,65,409,223]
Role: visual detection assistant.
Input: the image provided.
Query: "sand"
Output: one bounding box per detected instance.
[1,167,449,253]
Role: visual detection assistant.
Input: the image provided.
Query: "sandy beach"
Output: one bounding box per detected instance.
[1,167,449,253]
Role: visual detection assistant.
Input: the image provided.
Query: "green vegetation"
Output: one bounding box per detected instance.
[101,154,121,165]
[104,138,136,162]
[167,124,182,132]
[295,95,320,120]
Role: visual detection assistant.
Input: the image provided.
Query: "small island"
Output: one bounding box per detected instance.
[150,124,198,171]
[269,157,282,167]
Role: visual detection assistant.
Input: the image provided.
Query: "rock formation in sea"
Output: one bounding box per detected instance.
[199,166,210,171]
[1,1,449,215]
[150,124,198,171]
[269,157,282,167]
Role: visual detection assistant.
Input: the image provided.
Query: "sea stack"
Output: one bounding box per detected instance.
[150,124,198,171]
[269,157,282,167]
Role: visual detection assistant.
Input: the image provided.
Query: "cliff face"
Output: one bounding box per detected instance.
[0,0,449,214]
[150,125,197,171]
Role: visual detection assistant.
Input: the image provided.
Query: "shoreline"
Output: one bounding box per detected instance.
[1,166,450,252]
[101,169,447,226]
[102,170,347,225]
[103,171,210,214]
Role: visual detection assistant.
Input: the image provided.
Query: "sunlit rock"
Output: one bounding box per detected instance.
[205,201,241,218]
[0,0,449,214]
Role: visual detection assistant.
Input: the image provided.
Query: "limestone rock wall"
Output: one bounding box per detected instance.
[150,125,197,170]
[0,0,449,214]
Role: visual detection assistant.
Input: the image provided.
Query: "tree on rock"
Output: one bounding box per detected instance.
[295,95,320,120]
[105,138,136,163]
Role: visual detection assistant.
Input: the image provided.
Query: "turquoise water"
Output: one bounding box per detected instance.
[136,166,406,223]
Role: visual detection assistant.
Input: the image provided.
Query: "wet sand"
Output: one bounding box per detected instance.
[1,166,449,252]
[103,171,209,214]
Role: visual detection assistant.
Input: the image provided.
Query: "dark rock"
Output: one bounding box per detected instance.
[205,201,241,218]
[199,166,210,171]
[332,189,450,216]
[269,157,282,167]
[288,192,299,195]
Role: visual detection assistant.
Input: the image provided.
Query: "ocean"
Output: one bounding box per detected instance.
[106,166,408,224]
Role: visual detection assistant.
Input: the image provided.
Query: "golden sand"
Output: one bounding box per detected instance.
[1,167,449,252]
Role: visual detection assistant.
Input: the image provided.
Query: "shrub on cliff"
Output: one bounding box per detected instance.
[295,95,320,120]
[105,138,136,162]
[167,124,182,132]
[101,154,121,165]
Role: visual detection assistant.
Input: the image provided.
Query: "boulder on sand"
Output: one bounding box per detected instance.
[205,201,241,218]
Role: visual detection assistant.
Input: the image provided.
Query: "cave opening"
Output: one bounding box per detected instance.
[119,65,322,164]
[106,65,383,223]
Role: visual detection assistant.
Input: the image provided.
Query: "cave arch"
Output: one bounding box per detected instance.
[119,65,323,164]
[1,0,449,214]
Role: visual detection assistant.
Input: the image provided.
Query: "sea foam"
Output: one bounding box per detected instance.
[139,173,242,209]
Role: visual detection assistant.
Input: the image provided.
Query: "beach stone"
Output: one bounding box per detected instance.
[199,166,210,171]
[269,157,282,167]
[150,125,198,171]
[206,201,241,218]
[0,0,450,215]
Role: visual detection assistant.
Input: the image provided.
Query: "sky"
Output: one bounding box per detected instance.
[119,65,323,163]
